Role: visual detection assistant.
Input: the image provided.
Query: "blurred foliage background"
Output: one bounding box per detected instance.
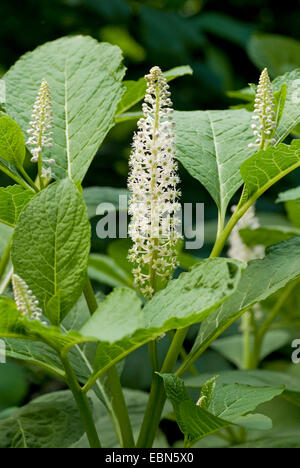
[1,0,300,429]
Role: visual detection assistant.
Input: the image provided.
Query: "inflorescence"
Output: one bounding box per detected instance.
[248,68,276,151]
[128,66,181,299]
[12,274,43,321]
[26,79,55,179]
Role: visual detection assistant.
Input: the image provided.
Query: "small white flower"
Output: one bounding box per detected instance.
[128,66,182,299]
[12,274,42,321]
[248,68,276,151]
[26,79,55,175]
[228,205,265,263]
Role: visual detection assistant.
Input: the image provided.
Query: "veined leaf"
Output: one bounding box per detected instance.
[11,179,91,322]
[0,391,85,448]
[4,35,126,182]
[184,237,300,372]
[116,65,193,117]
[239,140,300,208]
[82,258,244,387]
[0,185,34,227]
[174,109,253,220]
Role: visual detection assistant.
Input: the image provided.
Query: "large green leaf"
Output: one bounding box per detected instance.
[0,114,25,170]
[82,258,244,387]
[184,237,300,372]
[185,369,300,408]
[0,185,34,227]
[115,65,193,118]
[0,391,85,448]
[11,179,91,322]
[248,34,300,78]
[239,140,300,208]
[174,109,253,220]
[4,36,126,182]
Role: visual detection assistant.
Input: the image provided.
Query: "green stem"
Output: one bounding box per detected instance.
[19,167,39,192]
[250,281,296,368]
[242,311,252,370]
[148,340,159,374]
[61,355,102,448]
[0,164,35,192]
[106,365,135,448]
[83,276,135,448]
[137,327,188,448]
[0,239,12,281]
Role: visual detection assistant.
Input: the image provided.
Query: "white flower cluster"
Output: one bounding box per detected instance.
[228,205,265,263]
[26,79,55,179]
[12,274,42,321]
[248,68,276,150]
[128,66,181,299]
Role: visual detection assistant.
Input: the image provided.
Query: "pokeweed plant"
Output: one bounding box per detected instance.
[0,36,299,449]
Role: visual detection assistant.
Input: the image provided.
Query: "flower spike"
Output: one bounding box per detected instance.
[248,68,276,151]
[12,274,42,321]
[128,66,182,299]
[26,79,55,180]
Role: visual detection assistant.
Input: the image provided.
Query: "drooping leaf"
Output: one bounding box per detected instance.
[187,237,300,370]
[82,258,244,385]
[4,35,126,182]
[0,185,34,227]
[0,391,85,448]
[11,179,91,322]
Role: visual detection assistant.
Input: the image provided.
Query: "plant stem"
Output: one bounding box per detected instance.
[242,311,252,370]
[83,276,135,448]
[106,365,135,448]
[19,167,39,192]
[0,164,35,192]
[250,281,296,368]
[0,238,12,282]
[61,355,102,448]
[137,327,188,448]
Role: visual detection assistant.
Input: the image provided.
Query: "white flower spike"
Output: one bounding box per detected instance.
[12,274,42,321]
[228,205,265,263]
[128,66,182,299]
[248,68,276,151]
[26,79,55,179]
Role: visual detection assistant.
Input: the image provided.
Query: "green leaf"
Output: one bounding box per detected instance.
[233,414,272,431]
[285,201,300,229]
[4,35,126,182]
[188,237,300,368]
[0,114,25,170]
[277,186,300,203]
[83,186,128,219]
[0,185,34,227]
[11,179,91,322]
[185,369,300,408]
[233,435,300,448]
[239,225,300,248]
[197,376,218,409]
[0,361,28,410]
[116,65,193,117]
[248,34,300,78]
[160,374,230,445]
[88,254,133,288]
[174,109,253,219]
[0,391,85,448]
[274,83,287,127]
[211,331,291,369]
[239,140,300,208]
[82,258,244,384]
